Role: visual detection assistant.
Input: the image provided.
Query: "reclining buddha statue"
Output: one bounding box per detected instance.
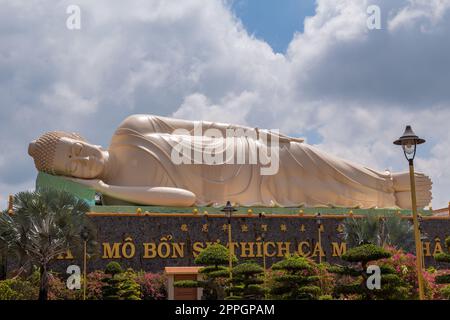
[28,114,432,209]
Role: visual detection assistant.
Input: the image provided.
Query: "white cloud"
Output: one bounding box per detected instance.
[0,0,449,209]
[388,0,450,32]
[173,91,259,125]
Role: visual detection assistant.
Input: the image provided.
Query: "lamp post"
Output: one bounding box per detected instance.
[221,201,237,283]
[259,212,267,298]
[316,213,323,264]
[7,195,14,215]
[418,215,428,270]
[80,227,89,300]
[394,125,426,300]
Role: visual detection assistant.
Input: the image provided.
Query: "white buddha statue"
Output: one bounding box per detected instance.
[28,114,432,209]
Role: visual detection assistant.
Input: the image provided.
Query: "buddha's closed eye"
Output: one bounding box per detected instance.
[72,143,83,156]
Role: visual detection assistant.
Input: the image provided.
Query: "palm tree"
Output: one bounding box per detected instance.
[0,188,96,300]
[341,214,415,252]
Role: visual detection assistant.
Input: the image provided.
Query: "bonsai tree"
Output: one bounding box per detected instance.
[102,262,123,300]
[330,243,408,300]
[269,255,322,300]
[102,262,141,300]
[0,189,96,300]
[434,236,450,299]
[174,243,236,300]
[342,214,415,252]
[227,262,265,300]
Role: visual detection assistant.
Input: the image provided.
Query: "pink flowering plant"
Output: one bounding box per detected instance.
[136,272,167,300]
[378,247,436,299]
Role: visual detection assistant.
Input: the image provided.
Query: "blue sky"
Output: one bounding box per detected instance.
[231,0,316,53]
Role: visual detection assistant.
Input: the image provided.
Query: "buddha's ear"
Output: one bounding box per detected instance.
[28,140,37,157]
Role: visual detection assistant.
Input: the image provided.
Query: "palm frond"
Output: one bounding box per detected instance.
[0,189,96,269]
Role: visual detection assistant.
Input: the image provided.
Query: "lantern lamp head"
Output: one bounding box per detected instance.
[80,226,89,241]
[316,212,322,226]
[393,125,425,161]
[221,201,237,218]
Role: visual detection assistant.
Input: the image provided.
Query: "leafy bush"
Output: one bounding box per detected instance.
[433,236,450,300]
[118,269,141,300]
[341,244,391,263]
[269,255,323,300]
[435,274,450,284]
[47,274,79,300]
[105,262,123,276]
[227,262,265,300]
[101,263,141,300]
[175,243,234,300]
[195,243,237,266]
[441,285,450,299]
[379,247,443,299]
[85,271,107,300]
[0,278,38,300]
[331,244,409,300]
[136,272,167,300]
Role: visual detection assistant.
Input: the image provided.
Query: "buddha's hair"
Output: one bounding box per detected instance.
[28,131,85,174]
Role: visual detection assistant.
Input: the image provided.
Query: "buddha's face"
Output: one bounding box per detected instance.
[52,137,106,178]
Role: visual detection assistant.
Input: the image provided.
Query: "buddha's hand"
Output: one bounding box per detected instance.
[392,172,432,209]
[66,178,107,192]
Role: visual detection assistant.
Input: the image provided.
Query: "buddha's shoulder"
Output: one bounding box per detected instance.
[116,114,157,132]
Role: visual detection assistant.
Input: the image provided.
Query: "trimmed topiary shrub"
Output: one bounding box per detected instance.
[117,269,141,300]
[102,262,141,300]
[269,255,322,300]
[330,244,409,300]
[105,262,123,276]
[341,244,391,263]
[174,243,237,300]
[226,262,265,300]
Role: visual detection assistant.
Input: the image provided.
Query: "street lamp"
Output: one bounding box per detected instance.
[7,195,14,215]
[258,212,267,298]
[394,125,426,300]
[316,213,323,264]
[418,215,428,270]
[80,226,89,300]
[221,201,237,283]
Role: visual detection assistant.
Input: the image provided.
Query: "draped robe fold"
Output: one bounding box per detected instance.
[102,115,396,208]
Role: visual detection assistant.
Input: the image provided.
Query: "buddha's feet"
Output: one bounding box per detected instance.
[392,171,433,209]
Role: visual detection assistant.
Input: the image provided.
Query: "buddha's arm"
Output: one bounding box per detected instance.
[68,178,196,207]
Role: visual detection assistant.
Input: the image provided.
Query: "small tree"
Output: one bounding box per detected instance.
[434,236,450,299]
[119,269,141,300]
[102,262,141,300]
[227,262,265,300]
[102,262,123,300]
[330,243,408,300]
[269,255,321,300]
[174,243,236,300]
[0,189,96,300]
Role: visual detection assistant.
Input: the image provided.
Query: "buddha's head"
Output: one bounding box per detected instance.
[28,131,107,179]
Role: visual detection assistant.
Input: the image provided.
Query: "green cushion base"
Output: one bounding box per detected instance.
[34,172,431,216]
[35,172,96,206]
